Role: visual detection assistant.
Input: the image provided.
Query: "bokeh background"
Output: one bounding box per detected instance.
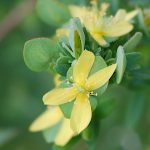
[0,0,150,150]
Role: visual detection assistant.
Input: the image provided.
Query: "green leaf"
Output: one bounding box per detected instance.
[89,96,98,111]
[69,18,85,59]
[89,56,108,96]
[106,58,116,65]
[55,56,72,76]
[123,32,143,52]
[61,42,75,58]
[60,101,74,118]
[126,52,141,71]
[36,0,71,26]
[104,36,118,43]
[42,120,62,143]
[23,38,59,72]
[116,46,126,84]
[58,80,72,88]
[95,83,108,96]
[89,56,107,76]
[105,49,112,61]
[67,66,74,83]
[137,9,149,36]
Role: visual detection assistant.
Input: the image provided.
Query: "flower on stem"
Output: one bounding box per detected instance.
[43,50,116,134]
[29,106,75,146]
[70,4,139,46]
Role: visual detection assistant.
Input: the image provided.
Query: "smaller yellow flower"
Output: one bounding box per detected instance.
[69,3,109,24]
[56,28,69,38]
[144,9,150,27]
[69,5,138,46]
[29,107,75,146]
[43,50,116,134]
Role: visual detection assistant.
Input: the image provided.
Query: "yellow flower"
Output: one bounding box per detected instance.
[144,9,150,27]
[29,106,75,146]
[56,28,69,38]
[69,3,109,23]
[43,50,116,134]
[70,5,138,46]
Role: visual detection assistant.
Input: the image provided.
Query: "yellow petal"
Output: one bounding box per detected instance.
[104,21,133,37]
[69,5,87,23]
[125,10,139,21]
[100,3,110,16]
[85,64,117,91]
[70,93,92,134]
[43,87,78,105]
[56,28,69,38]
[114,9,127,21]
[91,32,108,46]
[73,50,95,86]
[29,107,62,132]
[54,118,74,146]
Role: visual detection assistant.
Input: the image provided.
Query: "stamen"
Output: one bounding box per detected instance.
[89,91,98,96]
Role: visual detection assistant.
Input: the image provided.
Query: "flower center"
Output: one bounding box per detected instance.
[74,83,97,96]
[75,84,87,93]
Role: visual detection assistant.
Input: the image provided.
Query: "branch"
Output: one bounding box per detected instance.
[0,0,36,41]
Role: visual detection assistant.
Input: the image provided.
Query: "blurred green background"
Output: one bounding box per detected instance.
[0,0,55,149]
[0,0,150,150]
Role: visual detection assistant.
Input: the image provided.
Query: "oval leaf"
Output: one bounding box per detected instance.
[89,96,98,111]
[67,66,74,83]
[69,18,85,59]
[126,52,141,71]
[42,120,62,143]
[123,32,143,52]
[116,46,126,84]
[60,101,74,119]
[23,38,59,72]
[89,56,108,96]
[55,56,72,76]
[36,0,71,26]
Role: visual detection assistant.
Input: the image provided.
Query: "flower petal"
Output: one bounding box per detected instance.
[43,87,78,105]
[114,9,127,21]
[104,21,133,37]
[91,33,108,46]
[73,50,95,86]
[125,10,139,21]
[70,93,92,134]
[29,107,62,132]
[85,64,117,91]
[69,5,87,23]
[54,118,74,146]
